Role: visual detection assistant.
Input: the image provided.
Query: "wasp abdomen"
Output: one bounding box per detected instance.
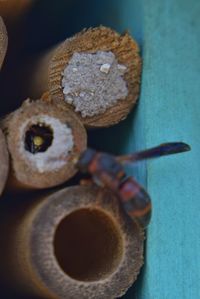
[119,177,152,228]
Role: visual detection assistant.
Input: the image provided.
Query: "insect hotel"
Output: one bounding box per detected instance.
[0,1,197,299]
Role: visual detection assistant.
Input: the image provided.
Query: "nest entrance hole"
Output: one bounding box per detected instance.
[24,124,53,154]
[54,208,123,282]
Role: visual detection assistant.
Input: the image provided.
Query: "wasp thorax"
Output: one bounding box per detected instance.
[76,148,96,172]
[98,153,124,175]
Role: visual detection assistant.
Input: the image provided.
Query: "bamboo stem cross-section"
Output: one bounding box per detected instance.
[30,26,142,128]
[0,185,144,299]
[3,99,87,189]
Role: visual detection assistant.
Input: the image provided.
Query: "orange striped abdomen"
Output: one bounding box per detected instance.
[119,177,152,228]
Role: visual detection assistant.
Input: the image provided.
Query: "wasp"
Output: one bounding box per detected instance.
[75,142,190,228]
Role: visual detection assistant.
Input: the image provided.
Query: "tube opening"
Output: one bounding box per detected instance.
[54,208,123,282]
[24,124,53,154]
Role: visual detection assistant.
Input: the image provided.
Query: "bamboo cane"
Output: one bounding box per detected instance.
[30,26,142,128]
[0,185,144,298]
[2,98,87,190]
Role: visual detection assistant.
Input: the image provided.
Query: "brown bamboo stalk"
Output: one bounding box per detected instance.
[0,0,33,19]
[0,17,8,69]
[3,98,87,189]
[0,185,144,299]
[30,26,142,128]
[0,129,9,195]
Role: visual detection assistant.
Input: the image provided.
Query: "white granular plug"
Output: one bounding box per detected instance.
[62,51,128,118]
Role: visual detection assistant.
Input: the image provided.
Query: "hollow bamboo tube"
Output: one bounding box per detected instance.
[0,129,9,195]
[0,185,144,299]
[0,0,33,19]
[0,17,8,69]
[30,26,142,128]
[3,99,87,189]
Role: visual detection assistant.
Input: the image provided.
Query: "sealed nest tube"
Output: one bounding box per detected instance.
[3,99,87,190]
[0,185,144,299]
[31,26,142,128]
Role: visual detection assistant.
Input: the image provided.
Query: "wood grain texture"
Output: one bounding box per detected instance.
[49,27,141,128]
[118,0,200,298]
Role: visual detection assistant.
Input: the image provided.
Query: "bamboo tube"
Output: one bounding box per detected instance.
[3,99,87,189]
[0,17,8,69]
[0,129,9,195]
[0,0,33,19]
[0,185,144,299]
[30,26,142,128]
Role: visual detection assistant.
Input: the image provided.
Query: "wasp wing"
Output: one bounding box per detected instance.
[116,142,191,164]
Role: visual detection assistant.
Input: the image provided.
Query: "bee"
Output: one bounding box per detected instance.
[75,142,190,228]
[24,124,53,154]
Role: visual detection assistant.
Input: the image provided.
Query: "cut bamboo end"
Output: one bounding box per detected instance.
[0,17,8,69]
[50,26,141,128]
[9,186,144,299]
[32,26,141,128]
[0,0,33,19]
[4,99,87,189]
[0,129,9,195]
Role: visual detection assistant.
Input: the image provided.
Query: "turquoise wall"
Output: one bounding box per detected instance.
[119,1,200,298]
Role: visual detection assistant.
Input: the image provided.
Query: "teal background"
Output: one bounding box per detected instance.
[0,0,199,298]
[119,1,200,298]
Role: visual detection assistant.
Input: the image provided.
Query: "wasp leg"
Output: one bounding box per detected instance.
[119,177,152,228]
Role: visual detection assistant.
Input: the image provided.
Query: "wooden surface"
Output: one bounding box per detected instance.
[118,0,200,298]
